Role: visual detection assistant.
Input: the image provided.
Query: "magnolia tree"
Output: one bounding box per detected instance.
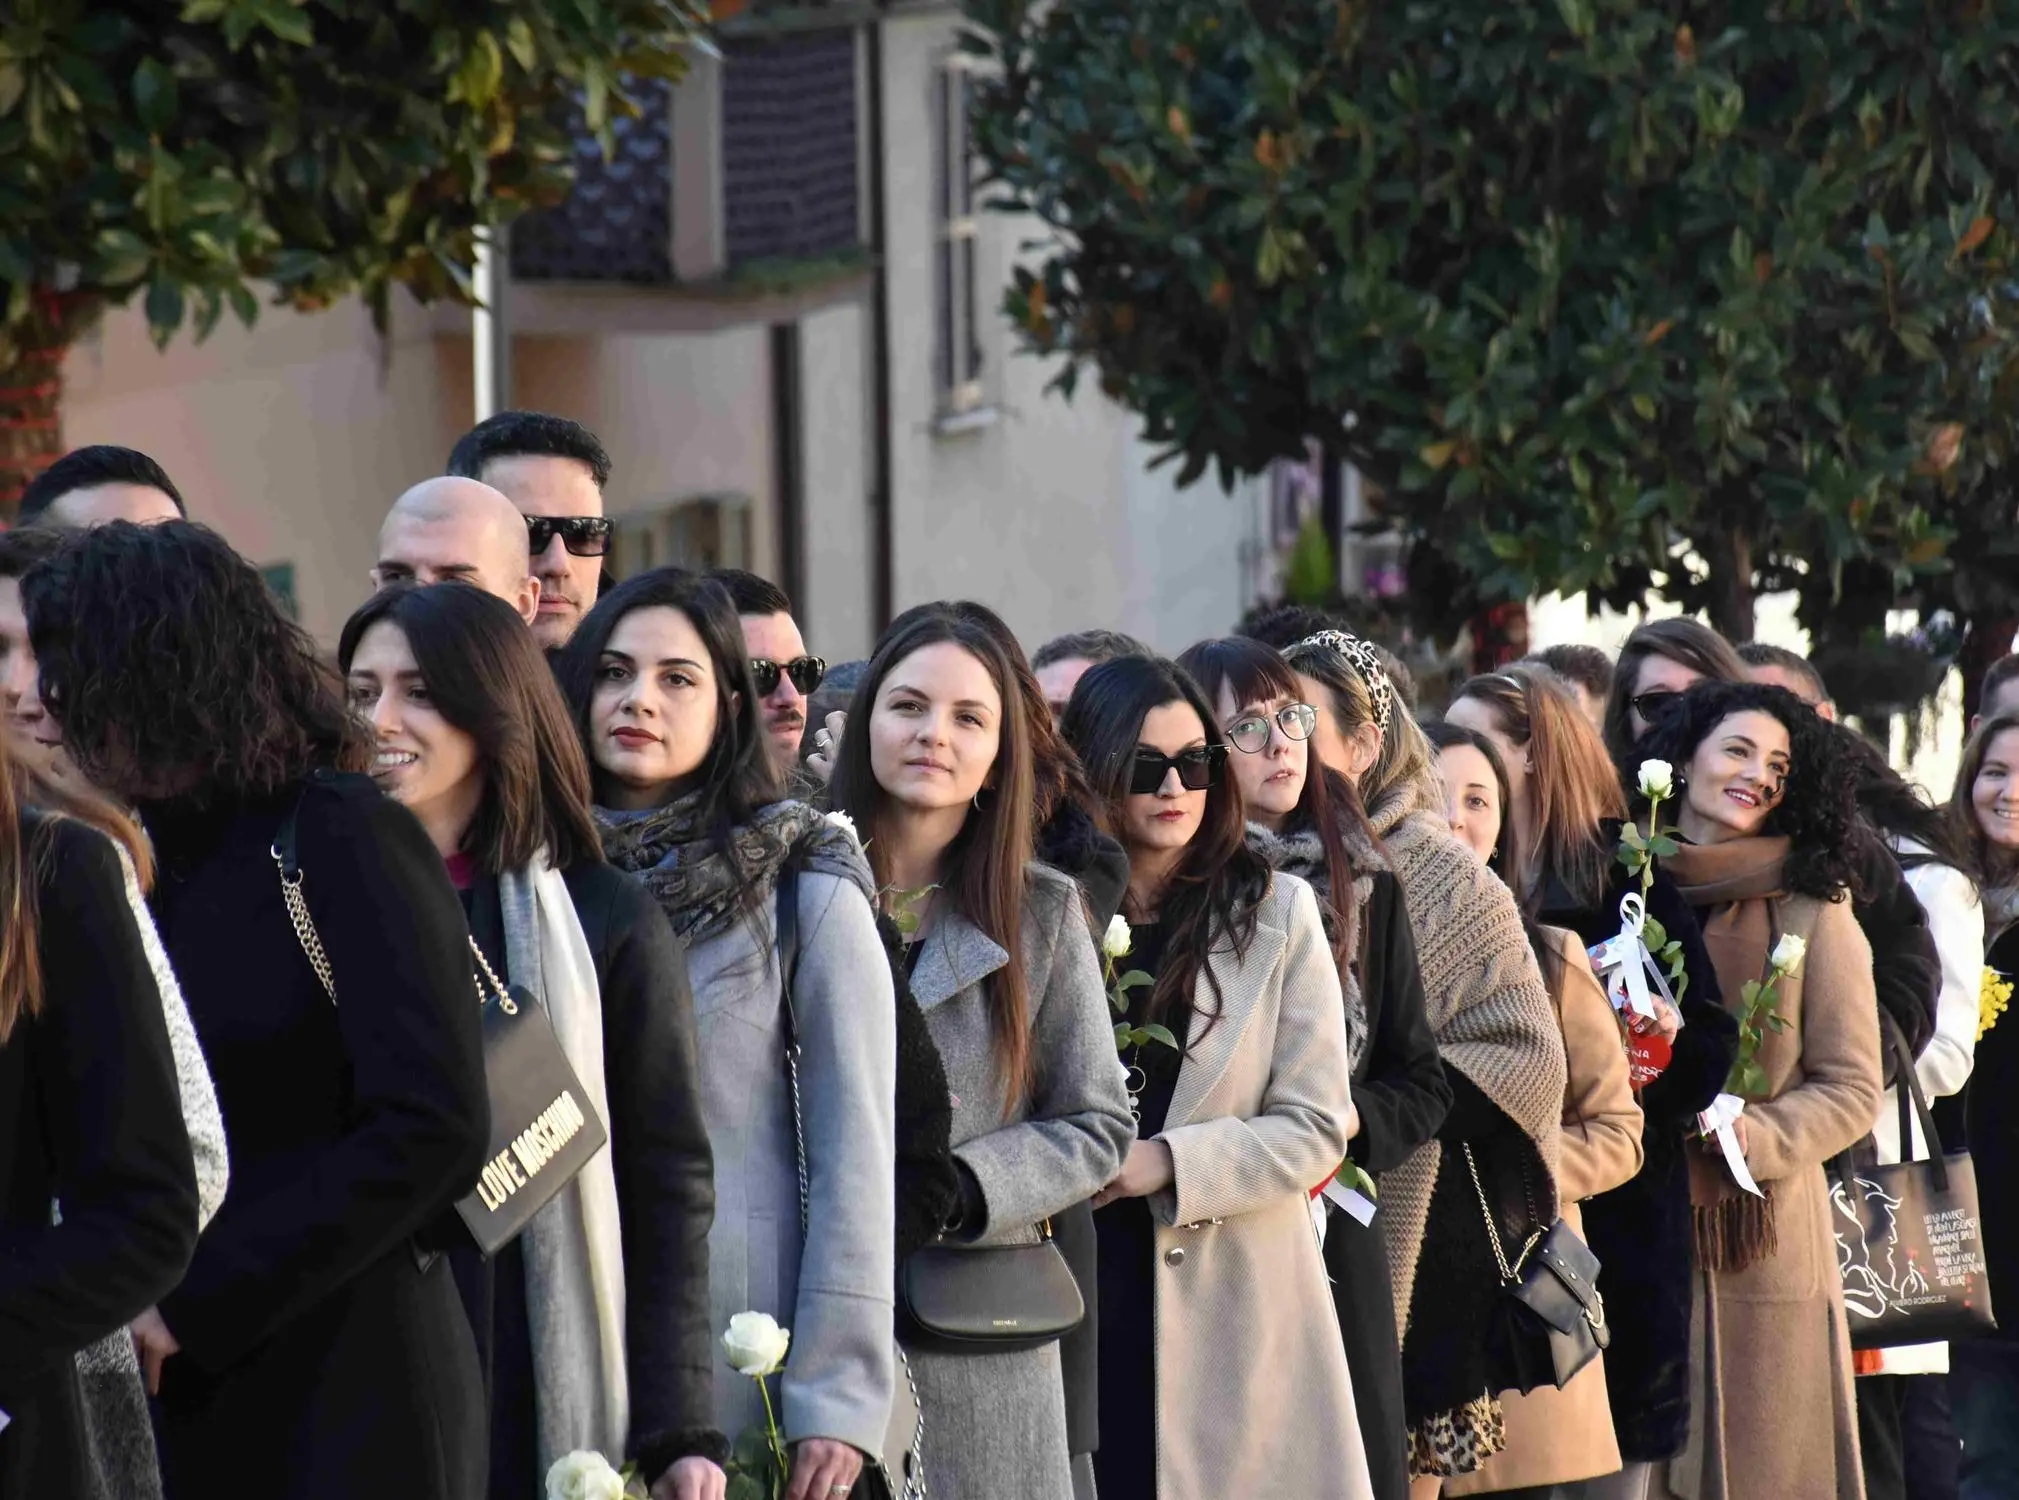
[965,0,2019,645]
[0,0,708,506]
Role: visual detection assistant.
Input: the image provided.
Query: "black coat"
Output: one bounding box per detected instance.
[1538,860,1737,1462]
[0,816,200,1500]
[1327,870,1448,1500]
[1966,921,2019,1344]
[1849,829,1941,1078]
[145,774,491,1500]
[455,861,721,1494]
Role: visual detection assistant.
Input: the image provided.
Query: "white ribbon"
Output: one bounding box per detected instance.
[1696,1092,1763,1197]
[1322,1175,1379,1226]
[1589,891,1660,1020]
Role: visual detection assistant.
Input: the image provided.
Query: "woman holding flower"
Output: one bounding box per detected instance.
[557,570,897,1500]
[1634,680,1882,1500]
[1060,653,1373,1500]
[827,604,1132,1500]
[1945,712,2019,1496]
[1445,669,1738,1488]
[1183,635,1448,1500]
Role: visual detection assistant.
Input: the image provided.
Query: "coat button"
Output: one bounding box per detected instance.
[1163,1247,1186,1268]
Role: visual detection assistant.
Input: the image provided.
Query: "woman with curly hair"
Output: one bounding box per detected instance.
[1632,681,1882,1500]
[338,584,725,1500]
[1280,631,1565,1495]
[22,522,491,1500]
[1183,635,1448,1500]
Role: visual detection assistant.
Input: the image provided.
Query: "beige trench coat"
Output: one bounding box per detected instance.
[1145,873,1374,1500]
[1446,928,1644,1494]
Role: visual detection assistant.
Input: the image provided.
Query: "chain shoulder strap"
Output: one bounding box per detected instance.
[1463,1141,1543,1287]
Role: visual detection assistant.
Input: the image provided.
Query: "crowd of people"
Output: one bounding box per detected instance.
[4,413,2019,1500]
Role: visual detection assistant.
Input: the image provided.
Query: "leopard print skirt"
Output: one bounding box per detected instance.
[1406,1390,1507,1478]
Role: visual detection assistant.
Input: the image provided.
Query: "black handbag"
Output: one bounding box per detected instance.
[273,781,606,1256]
[775,864,922,1500]
[1830,1016,1997,1350]
[896,1229,1086,1354]
[1464,1142,1609,1395]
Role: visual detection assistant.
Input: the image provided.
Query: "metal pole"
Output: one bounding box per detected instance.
[471,225,512,422]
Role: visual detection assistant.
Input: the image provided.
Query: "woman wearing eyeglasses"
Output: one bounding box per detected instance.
[1056,653,1373,1500]
[1280,631,1565,1495]
[827,604,1133,1500]
[1180,636,1447,1500]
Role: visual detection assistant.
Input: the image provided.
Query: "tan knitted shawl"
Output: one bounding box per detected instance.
[1366,782,1567,1336]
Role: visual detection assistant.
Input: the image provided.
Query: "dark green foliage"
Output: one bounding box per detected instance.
[967,0,2019,636]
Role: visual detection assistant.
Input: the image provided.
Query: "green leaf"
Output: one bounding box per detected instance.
[1114,1022,1133,1048]
[1118,969,1154,991]
[132,57,178,133]
[144,274,185,346]
[227,281,259,327]
[1642,915,1668,951]
[1648,834,1680,858]
[505,16,538,73]
[260,0,314,47]
[1138,1023,1181,1049]
[91,227,152,286]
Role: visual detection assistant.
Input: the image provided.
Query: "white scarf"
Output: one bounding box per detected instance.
[500,858,630,1477]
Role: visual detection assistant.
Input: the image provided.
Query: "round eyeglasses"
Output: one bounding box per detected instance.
[1225,702,1318,755]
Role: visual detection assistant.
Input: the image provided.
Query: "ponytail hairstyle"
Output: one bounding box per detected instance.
[1177,635,1363,966]
[1452,665,1626,911]
[830,604,1039,1108]
[1061,654,1272,1047]
[1281,629,1442,819]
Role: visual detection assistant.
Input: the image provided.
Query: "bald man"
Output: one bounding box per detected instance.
[372,477,540,625]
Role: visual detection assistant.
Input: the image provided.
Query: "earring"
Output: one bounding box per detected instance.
[973,788,987,811]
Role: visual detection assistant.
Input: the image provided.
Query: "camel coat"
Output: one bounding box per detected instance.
[1446,929,1644,1494]
[1664,849,1883,1500]
[1146,873,1375,1500]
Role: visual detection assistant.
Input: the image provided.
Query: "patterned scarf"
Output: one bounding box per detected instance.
[595,793,871,943]
[1246,819,1384,1070]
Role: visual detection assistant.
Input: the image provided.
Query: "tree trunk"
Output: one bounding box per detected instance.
[1959,610,2019,722]
[1703,520,1757,643]
[0,289,95,515]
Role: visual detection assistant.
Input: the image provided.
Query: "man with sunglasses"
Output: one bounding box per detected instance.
[709,569,827,783]
[448,410,615,652]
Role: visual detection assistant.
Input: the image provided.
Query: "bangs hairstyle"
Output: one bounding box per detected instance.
[1950,712,2019,891]
[554,564,781,829]
[1422,717,1523,882]
[1636,680,1862,902]
[1603,617,1747,766]
[23,521,370,804]
[1177,636,1364,966]
[338,583,603,874]
[1061,654,1272,1049]
[830,604,1039,1107]
[1453,666,1627,911]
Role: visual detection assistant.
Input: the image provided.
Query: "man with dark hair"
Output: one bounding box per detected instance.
[1031,628,1152,718]
[1973,652,2019,733]
[1526,643,1614,727]
[709,567,826,781]
[18,444,186,527]
[0,527,71,774]
[447,410,613,650]
[1738,640,1837,721]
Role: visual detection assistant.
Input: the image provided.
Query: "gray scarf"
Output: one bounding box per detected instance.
[1245,819,1387,1071]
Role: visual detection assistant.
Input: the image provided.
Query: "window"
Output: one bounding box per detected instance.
[610,494,752,579]
[935,53,985,418]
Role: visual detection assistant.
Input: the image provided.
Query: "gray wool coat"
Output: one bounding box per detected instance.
[683,866,899,1459]
[906,864,1136,1500]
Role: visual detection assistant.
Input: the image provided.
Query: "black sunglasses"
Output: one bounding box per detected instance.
[526,516,615,558]
[1128,745,1227,795]
[751,656,827,696]
[1629,689,1681,721]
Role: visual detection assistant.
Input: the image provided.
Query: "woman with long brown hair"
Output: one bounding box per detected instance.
[1182,635,1447,1500]
[1444,667,1735,1496]
[1061,652,1372,1499]
[829,603,1133,1500]
[0,734,201,1499]
[340,583,724,1500]
[23,521,491,1500]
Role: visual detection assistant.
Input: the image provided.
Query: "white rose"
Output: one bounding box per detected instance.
[1103,914,1133,959]
[1770,933,1808,974]
[824,809,861,847]
[722,1309,792,1377]
[1637,759,1675,800]
[546,1451,626,1500]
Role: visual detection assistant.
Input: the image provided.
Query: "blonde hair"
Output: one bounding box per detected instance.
[1283,633,1440,816]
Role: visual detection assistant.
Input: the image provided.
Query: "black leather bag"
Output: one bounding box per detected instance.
[1465,1142,1609,1395]
[1831,1017,1997,1350]
[273,782,606,1257]
[896,1231,1086,1354]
